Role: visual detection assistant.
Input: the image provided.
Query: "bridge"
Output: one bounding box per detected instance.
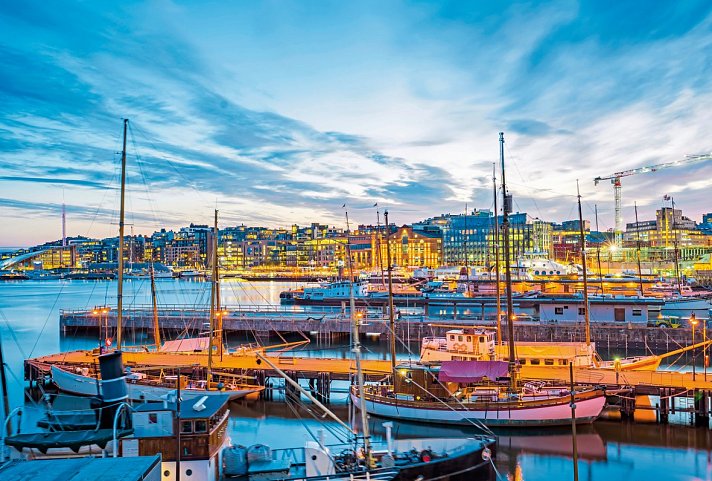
[0,246,75,270]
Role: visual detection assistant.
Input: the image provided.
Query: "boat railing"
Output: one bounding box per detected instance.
[112,402,133,458]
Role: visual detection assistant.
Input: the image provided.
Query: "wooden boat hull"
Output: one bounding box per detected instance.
[50,365,262,402]
[352,389,605,427]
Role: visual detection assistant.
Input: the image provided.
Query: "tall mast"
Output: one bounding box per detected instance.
[464,203,470,291]
[594,205,604,294]
[384,210,396,374]
[345,209,371,459]
[499,132,516,389]
[117,118,128,350]
[150,262,161,349]
[493,163,502,345]
[0,328,10,436]
[376,209,385,286]
[215,211,223,360]
[576,181,591,347]
[634,202,644,295]
[207,209,218,388]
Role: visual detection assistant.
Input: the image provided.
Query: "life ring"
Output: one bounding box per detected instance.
[420,449,432,463]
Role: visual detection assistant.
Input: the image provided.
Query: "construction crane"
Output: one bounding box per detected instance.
[594,153,712,246]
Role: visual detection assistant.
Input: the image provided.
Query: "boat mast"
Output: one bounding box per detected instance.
[499,132,517,389]
[345,209,371,460]
[0,327,10,436]
[576,181,591,347]
[150,262,161,349]
[634,202,644,295]
[117,118,128,351]
[493,163,502,345]
[464,203,470,292]
[594,205,604,294]
[214,210,223,361]
[376,208,385,286]
[207,209,218,389]
[384,210,396,375]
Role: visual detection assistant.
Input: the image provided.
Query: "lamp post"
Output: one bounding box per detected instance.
[690,313,698,381]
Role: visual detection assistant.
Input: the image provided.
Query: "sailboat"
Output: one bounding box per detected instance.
[36,120,263,402]
[352,133,607,428]
[217,210,497,481]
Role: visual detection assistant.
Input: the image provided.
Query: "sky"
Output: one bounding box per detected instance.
[1,0,711,246]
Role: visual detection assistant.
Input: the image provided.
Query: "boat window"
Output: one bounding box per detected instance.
[449,335,455,340]
[181,421,192,434]
[458,335,463,342]
[530,359,541,365]
[560,359,569,365]
[194,420,207,433]
[555,307,564,315]
[578,308,586,316]
[466,336,471,342]
[632,309,642,316]
[544,359,554,366]
[148,413,158,424]
[519,359,526,365]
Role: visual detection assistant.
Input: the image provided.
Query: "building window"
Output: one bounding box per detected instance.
[555,307,564,315]
[181,421,192,434]
[632,309,642,316]
[194,420,207,433]
[578,308,586,316]
[614,308,626,322]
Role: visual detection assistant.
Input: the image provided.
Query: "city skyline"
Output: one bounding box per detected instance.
[2,1,712,246]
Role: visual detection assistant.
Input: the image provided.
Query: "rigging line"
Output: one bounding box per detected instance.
[129,123,212,205]
[127,122,162,229]
[398,375,493,435]
[0,310,27,359]
[84,152,121,239]
[284,394,350,444]
[28,280,67,358]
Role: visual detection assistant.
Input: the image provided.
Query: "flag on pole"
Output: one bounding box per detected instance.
[373,202,378,207]
[342,203,346,208]
[663,195,671,201]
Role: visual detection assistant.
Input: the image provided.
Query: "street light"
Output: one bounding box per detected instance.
[690,313,698,381]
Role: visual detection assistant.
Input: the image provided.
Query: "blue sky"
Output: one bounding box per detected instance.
[1,0,711,246]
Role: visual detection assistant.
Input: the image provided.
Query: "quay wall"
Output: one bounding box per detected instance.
[60,308,701,353]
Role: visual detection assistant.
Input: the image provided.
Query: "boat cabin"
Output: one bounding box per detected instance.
[121,394,230,481]
[420,328,496,363]
[393,363,450,401]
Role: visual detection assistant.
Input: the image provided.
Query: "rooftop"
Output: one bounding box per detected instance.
[0,455,161,481]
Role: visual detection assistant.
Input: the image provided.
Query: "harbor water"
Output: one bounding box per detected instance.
[1,279,711,480]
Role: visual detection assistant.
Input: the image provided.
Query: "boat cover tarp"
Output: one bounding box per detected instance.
[5,428,134,454]
[438,361,509,383]
[160,337,209,352]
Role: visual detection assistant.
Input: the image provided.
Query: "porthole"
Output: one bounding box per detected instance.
[186,469,193,476]
[163,470,170,477]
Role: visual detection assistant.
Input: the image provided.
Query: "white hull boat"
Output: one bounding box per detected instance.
[51,365,262,402]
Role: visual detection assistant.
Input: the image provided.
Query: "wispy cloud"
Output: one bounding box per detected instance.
[1,1,711,245]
